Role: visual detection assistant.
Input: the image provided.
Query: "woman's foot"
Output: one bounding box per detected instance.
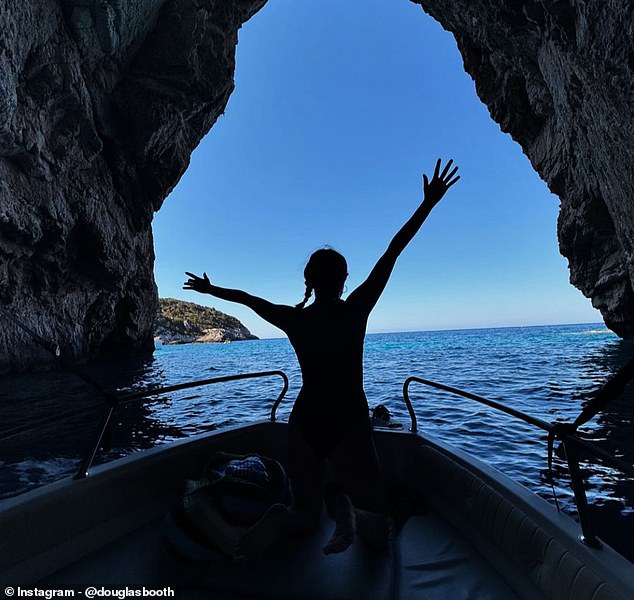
[323,493,356,555]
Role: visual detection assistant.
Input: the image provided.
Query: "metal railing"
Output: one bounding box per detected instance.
[74,370,289,480]
[403,376,634,549]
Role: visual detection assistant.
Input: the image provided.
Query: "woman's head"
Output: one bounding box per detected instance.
[296,248,348,308]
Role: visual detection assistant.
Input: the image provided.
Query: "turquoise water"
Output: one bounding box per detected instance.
[2,323,634,530]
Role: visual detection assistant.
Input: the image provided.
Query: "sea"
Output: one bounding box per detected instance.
[1,322,634,554]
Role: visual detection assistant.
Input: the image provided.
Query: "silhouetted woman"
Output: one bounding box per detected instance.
[184,158,459,557]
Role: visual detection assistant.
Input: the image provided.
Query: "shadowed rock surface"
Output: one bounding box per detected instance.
[415,0,634,337]
[1,0,633,371]
[155,298,257,344]
[0,0,266,371]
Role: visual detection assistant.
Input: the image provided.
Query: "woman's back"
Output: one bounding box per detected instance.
[285,298,368,393]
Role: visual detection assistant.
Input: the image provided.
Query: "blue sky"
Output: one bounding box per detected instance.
[153,0,602,339]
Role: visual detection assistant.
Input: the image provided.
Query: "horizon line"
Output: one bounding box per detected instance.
[253,321,611,341]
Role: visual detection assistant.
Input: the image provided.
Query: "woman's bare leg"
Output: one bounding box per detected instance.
[322,491,356,555]
[329,422,390,551]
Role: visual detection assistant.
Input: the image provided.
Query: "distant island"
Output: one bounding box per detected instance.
[155,298,258,344]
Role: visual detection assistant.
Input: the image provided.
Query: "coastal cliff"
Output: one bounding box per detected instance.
[1,1,633,371]
[0,0,266,371]
[155,298,257,344]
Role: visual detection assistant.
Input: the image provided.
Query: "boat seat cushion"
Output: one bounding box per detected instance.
[415,445,629,600]
[396,514,520,599]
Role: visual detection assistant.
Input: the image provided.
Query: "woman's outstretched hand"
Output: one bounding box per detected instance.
[183,271,213,294]
[423,158,460,208]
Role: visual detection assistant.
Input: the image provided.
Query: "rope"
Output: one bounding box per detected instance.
[0,307,60,358]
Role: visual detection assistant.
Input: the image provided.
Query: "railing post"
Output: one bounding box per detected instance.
[562,438,602,549]
[402,378,418,433]
[269,372,289,422]
[401,375,634,551]
[73,370,290,479]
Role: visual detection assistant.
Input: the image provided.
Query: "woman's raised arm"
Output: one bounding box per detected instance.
[183,272,294,330]
[347,159,459,313]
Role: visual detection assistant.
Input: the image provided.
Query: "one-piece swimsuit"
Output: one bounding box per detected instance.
[278,298,371,457]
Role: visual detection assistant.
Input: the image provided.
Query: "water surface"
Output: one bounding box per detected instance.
[2,323,633,554]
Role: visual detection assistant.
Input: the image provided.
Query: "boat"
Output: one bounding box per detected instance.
[1,370,633,599]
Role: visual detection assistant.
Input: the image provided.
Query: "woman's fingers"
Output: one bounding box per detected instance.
[428,159,459,186]
[446,174,460,188]
[440,159,453,179]
[446,165,459,180]
[421,158,460,203]
[183,271,212,293]
[184,272,201,290]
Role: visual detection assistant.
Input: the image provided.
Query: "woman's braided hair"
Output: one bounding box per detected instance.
[296,248,347,309]
[295,284,313,309]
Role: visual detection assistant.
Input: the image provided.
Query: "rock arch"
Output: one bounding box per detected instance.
[1,0,632,370]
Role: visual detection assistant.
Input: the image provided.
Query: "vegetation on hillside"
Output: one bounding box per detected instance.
[155,298,257,342]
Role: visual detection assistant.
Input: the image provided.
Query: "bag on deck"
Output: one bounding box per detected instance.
[163,452,293,561]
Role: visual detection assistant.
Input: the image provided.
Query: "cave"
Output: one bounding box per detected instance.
[1,0,633,371]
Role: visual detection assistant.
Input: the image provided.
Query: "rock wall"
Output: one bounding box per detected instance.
[414,0,634,337]
[0,0,266,371]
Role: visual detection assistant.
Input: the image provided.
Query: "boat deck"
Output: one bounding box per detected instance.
[3,423,632,600]
[42,507,520,599]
